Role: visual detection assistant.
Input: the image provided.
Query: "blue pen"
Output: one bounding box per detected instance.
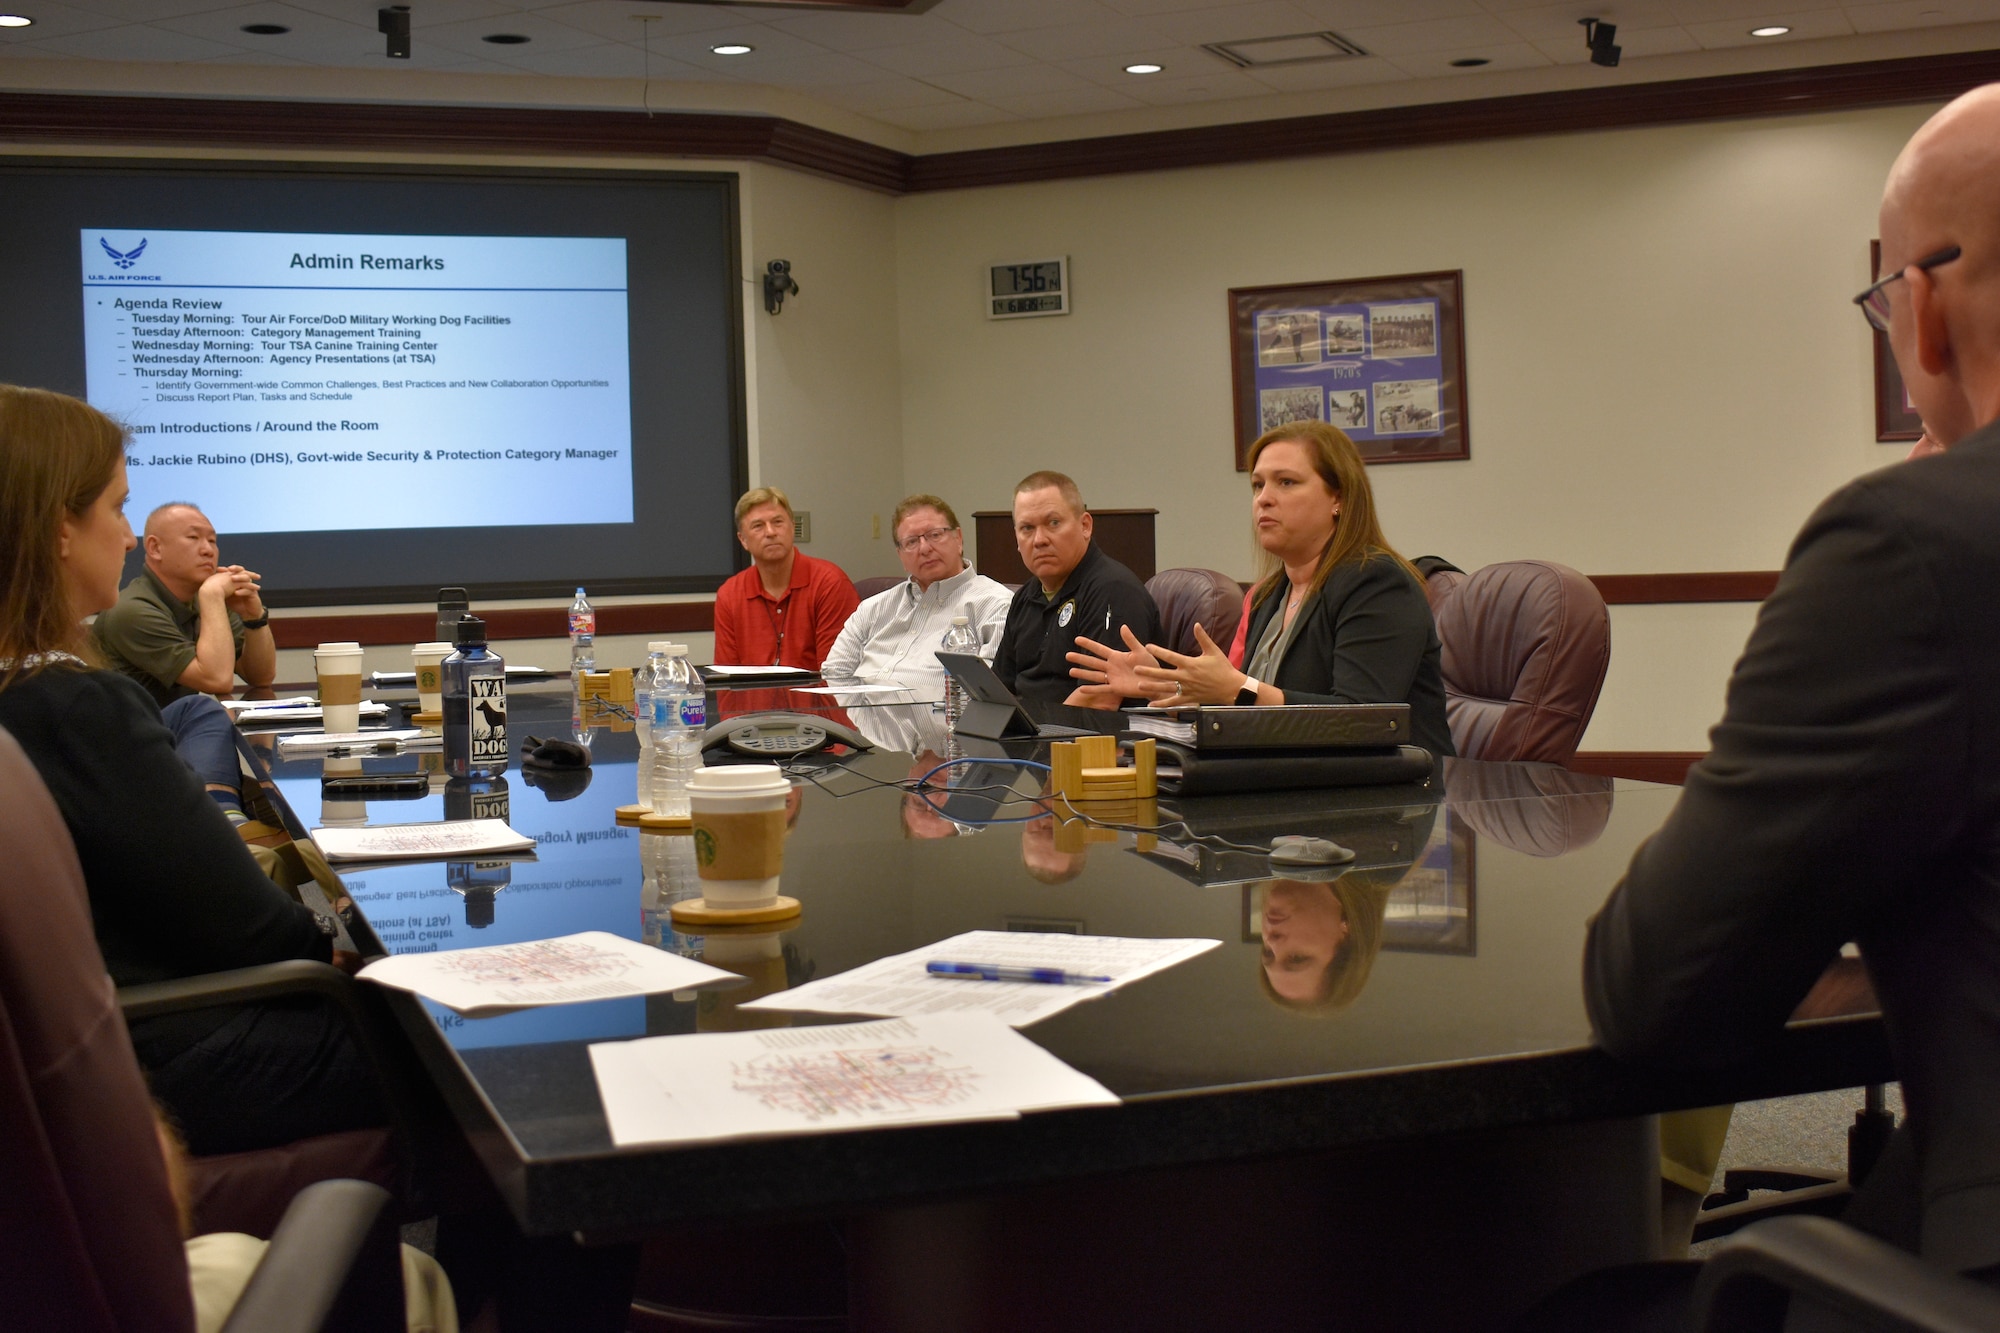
[927,961,1112,986]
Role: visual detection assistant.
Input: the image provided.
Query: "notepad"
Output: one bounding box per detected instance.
[359,931,738,1015]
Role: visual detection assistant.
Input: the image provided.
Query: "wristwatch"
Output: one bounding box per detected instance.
[1234,677,1260,707]
[240,613,270,630]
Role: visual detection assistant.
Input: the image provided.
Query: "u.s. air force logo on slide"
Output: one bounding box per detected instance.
[1057,600,1075,627]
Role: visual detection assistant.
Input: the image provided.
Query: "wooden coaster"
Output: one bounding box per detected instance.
[410,710,442,725]
[638,811,693,831]
[669,895,801,927]
[615,803,650,824]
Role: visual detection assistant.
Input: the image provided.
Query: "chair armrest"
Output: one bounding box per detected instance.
[219,1179,402,1333]
[119,959,359,1022]
[1691,1215,2000,1333]
[118,961,425,1153]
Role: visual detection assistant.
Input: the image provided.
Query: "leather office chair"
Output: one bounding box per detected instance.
[1432,559,1610,765]
[0,726,401,1332]
[1414,554,1469,616]
[1146,567,1244,658]
[851,575,903,603]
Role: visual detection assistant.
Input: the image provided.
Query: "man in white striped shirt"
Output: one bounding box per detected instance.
[822,494,1012,701]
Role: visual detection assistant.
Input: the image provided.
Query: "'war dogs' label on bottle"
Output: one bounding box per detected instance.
[470,676,507,765]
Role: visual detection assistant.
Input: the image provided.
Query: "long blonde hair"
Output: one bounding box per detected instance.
[1246,421,1417,613]
[0,386,124,692]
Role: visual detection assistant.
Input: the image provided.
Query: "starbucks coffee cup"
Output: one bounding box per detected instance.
[687,765,792,908]
[314,641,364,734]
[412,641,452,720]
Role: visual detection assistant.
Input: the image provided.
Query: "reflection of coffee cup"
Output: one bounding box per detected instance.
[688,765,791,908]
[314,641,364,733]
[320,755,367,826]
[412,641,452,722]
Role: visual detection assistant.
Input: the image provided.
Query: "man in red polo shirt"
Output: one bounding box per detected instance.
[711,486,859,670]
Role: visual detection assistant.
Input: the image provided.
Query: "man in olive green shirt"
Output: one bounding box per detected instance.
[94,502,276,707]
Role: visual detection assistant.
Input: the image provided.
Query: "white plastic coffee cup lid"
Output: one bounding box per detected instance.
[315,641,361,653]
[688,764,787,793]
[414,642,453,654]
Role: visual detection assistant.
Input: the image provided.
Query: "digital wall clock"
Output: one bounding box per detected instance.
[988,257,1069,319]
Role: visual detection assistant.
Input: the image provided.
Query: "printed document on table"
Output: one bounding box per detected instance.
[312,818,535,864]
[228,701,390,725]
[588,1012,1118,1148]
[702,664,816,678]
[738,931,1222,1028]
[360,931,738,1015]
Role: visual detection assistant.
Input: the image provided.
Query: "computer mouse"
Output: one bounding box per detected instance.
[1268,835,1357,866]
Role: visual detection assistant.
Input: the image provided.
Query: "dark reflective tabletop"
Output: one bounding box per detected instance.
[260,684,1885,1234]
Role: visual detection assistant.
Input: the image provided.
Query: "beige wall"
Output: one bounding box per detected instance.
[893,103,1938,750]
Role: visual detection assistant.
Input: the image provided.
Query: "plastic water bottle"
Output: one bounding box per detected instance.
[442,616,507,780]
[941,615,979,732]
[634,641,672,812]
[567,587,596,673]
[650,644,705,819]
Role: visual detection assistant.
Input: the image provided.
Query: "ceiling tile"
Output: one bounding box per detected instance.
[1101,0,1286,14]
[1239,51,1408,87]
[1667,0,1833,19]
[1297,0,1484,20]
[763,8,948,52]
[870,98,1021,130]
[1497,3,1676,42]
[992,17,1175,60]
[0,5,128,43]
[717,48,891,88]
[1683,8,1854,46]
[528,1,764,43]
[1114,64,1282,101]
[200,48,316,63]
[855,32,1038,76]
[809,75,967,111]
[62,0,266,20]
[149,2,374,49]
[27,22,252,59]
[924,61,1104,99]
[934,0,1128,36]
[1341,12,1523,53]
[1144,1,1340,44]
[1055,45,1225,87]
[1846,0,2000,34]
[1382,39,1553,76]
[985,84,1147,116]
[481,39,668,76]
[413,10,611,57]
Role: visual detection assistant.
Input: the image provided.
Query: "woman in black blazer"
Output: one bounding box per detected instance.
[1068,421,1452,758]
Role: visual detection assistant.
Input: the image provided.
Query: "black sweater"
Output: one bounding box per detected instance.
[1241,554,1454,759]
[0,667,331,996]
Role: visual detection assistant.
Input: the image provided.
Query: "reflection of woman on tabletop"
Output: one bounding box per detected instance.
[1256,872,1393,1012]
[1066,420,1452,759]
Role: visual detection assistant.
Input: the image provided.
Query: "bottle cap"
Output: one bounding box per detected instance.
[647,641,674,654]
[574,587,585,595]
[951,615,969,625]
[454,614,487,647]
[665,643,688,657]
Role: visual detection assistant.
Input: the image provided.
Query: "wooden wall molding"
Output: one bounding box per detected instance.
[271,601,714,650]
[4,47,1998,196]
[1567,752,1704,785]
[1588,572,1779,605]
[269,568,1773,648]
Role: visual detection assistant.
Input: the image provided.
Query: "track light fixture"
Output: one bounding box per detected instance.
[379,5,410,59]
[1579,16,1620,68]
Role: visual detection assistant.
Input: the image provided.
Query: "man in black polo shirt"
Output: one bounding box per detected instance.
[992,470,1159,710]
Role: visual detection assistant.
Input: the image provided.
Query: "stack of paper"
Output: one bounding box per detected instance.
[738,930,1221,1028]
[359,931,738,1014]
[278,729,433,753]
[588,1012,1118,1147]
[312,818,534,864]
[223,698,390,725]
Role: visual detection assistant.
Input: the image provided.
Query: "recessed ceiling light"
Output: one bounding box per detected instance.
[482,33,529,44]
[1450,57,1489,67]
[0,14,32,26]
[1124,62,1162,74]
[711,43,753,55]
[1749,25,1791,37]
[241,23,288,35]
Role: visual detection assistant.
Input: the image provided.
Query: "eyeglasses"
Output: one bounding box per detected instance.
[895,525,956,553]
[1854,245,1961,332]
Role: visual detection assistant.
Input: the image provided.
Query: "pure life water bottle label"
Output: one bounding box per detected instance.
[470,676,508,763]
[678,696,706,728]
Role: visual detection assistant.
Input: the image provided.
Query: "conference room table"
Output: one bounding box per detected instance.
[252,680,1892,1332]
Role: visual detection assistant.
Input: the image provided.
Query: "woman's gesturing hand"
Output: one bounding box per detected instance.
[1137,624,1250,708]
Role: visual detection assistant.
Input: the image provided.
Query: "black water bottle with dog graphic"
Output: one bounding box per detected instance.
[443,614,508,779]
